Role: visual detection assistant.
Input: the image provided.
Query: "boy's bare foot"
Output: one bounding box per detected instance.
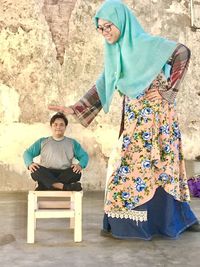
[52,182,64,190]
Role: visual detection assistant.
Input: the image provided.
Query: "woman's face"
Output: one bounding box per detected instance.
[97,19,121,44]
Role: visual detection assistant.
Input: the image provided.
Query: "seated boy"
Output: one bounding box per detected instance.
[23,112,89,191]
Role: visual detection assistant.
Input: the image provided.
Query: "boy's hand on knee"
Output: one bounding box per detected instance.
[28,163,40,173]
[71,164,82,174]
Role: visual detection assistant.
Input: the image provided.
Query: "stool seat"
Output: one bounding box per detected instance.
[27,190,83,243]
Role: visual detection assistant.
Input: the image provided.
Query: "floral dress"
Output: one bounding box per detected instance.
[72,44,198,239]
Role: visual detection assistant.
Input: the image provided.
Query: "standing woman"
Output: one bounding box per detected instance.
[49,0,199,240]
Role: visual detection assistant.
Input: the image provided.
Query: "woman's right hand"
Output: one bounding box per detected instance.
[48,105,75,115]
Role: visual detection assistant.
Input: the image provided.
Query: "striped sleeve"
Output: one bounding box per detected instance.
[71,85,102,127]
[159,43,191,104]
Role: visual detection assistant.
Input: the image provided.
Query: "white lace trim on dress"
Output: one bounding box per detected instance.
[106,210,147,222]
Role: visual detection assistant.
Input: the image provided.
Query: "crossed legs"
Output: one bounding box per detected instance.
[31,165,82,191]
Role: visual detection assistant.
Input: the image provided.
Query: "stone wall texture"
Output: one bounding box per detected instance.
[0,0,200,191]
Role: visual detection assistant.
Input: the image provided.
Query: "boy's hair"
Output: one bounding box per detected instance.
[50,112,68,126]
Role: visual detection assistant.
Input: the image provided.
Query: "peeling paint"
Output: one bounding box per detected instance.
[0,84,20,122]
[42,0,77,65]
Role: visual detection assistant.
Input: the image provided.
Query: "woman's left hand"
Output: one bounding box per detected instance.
[145,89,162,101]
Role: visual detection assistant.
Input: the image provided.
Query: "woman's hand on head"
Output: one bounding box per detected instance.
[48,105,75,115]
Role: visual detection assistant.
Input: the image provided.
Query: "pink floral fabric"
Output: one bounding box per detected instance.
[104,79,190,218]
[70,44,191,221]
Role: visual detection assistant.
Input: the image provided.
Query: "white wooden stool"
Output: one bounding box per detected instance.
[27,190,83,243]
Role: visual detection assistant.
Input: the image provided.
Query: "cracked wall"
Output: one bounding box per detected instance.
[0,0,200,191]
[42,0,77,65]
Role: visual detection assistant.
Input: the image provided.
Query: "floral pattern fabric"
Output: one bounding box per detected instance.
[71,44,192,223]
[104,74,190,220]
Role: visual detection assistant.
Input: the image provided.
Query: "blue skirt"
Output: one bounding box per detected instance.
[103,187,198,240]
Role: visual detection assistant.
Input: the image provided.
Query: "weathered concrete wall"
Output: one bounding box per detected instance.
[0,0,199,191]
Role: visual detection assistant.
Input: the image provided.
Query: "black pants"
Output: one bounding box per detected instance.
[31,165,81,190]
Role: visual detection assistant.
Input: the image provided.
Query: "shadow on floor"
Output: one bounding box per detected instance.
[0,191,200,267]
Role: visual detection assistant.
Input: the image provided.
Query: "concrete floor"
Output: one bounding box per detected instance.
[0,191,200,267]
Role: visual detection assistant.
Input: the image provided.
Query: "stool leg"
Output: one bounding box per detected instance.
[70,196,75,229]
[74,192,82,242]
[70,217,75,229]
[27,192,36,243]
[34,194,38,230]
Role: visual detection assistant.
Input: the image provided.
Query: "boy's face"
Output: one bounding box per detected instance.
[51,118,66,138]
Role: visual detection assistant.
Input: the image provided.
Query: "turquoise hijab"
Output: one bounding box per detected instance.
[94,0,177,113]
